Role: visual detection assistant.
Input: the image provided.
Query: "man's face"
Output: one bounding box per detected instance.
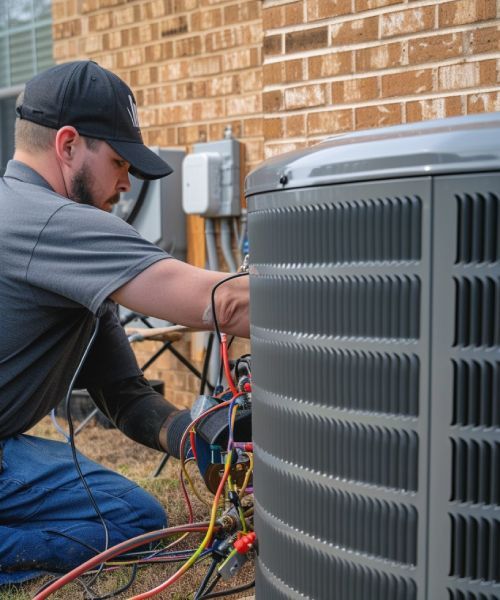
[70,142,131,212]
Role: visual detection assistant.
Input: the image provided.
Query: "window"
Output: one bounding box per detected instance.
[0,0,53,174]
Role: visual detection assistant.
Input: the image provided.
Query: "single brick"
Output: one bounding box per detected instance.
[440,62,475,89]
[479,59,498,85]
[264,34,282,55]
[263,2,302,28]
[382,68,434,97]
[263,62,283,85]
[439,0,496,27]
[467,91,500,113]
[174,36,202,58]
[285,114,306,137]
[84,35,103,53]
[286,26,328,53]
[469,27,500,55]
[112,5,138,27]
[263,90,283,112]
[227,93,262,116]
[307,0,352,22]
[160,15,189,36]
[284,83,326,110]
[307,109,352,135]
[88,12,111,32]
[309,51,353,78]
[381,6,435,38]
[224,1,260,25]
[191,8,222,30]
[356,103,402,129]
[406,96,463,122]
[201,98,225,120]
[206,74,235,96]
[246,140,264,163]
[53,19,82,40]
[160,60,190,81]
[177,82,194,101]
[334,76,379,103]
[223,48,260,71]
[356,42,404,71]
[243,118,263,137]
[284,59,304,83]
[408,33,463,65]
[331,16,378,45]
[263,117,283,139]
[239,69,263,93]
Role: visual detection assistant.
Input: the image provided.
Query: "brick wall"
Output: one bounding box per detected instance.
[52,0,499,407]
[263,0,499,157]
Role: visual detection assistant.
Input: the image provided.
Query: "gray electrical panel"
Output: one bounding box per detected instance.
[245,113,500,600]
[114,147,186,327]
[114,147,186,261]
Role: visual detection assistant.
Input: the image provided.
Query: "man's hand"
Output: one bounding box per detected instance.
[110,258,250,338]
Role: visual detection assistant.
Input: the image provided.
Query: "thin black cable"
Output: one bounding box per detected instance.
[64,317,111,589]
[199,332,214,395]
[210,272,249,343]
[200,579,255,599]
[83,564,138,600]
[194,557,220,600]
[45,530,101,555]
[200,572,221,598]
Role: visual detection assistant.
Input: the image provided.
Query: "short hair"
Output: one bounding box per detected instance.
[15,91,102,154]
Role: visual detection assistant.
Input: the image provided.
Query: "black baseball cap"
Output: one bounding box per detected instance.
[16,60,172,180]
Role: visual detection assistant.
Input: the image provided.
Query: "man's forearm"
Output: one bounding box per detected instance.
[111,258,250,338]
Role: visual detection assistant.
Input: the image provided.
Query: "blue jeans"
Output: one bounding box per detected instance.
[0,434,167,585]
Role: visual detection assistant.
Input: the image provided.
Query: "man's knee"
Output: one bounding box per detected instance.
[119,485,167,534]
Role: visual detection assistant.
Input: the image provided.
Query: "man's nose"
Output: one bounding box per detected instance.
[118,172,131,193]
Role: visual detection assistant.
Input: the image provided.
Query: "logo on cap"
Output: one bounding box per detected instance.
[127,95,140,129]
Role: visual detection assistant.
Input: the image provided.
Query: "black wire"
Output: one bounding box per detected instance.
[200,572,221,598]
[210,272,249,343]
[83,564,138,600]
[199,332,214,395]
[64,317,111,589]
[194,558,219,599]
[199,579,255,599]
[45,530,101,555]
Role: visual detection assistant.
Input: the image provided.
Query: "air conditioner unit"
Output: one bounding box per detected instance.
[246,113,500,600]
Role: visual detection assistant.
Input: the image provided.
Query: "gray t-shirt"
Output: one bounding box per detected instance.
[0,160,169,438]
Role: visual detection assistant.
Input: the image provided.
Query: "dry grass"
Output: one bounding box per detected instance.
[1,417,254,600]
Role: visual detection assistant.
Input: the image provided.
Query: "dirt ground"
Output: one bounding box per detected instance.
[2,416,254,600]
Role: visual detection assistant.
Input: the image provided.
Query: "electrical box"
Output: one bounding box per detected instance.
[113,147,186,328]
[182,152,222,216]
[114,147,186,262]
[182,133,241,217]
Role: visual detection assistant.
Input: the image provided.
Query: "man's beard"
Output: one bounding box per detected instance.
[70,163,119,209]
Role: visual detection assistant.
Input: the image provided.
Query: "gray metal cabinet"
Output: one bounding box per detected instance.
[246,114,500,600]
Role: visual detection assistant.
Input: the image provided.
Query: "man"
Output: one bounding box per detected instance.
[0,60,249,584]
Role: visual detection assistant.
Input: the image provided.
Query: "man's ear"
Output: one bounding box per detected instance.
[54,126,80,166]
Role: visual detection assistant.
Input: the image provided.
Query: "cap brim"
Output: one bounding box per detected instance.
[107,140,173,180]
